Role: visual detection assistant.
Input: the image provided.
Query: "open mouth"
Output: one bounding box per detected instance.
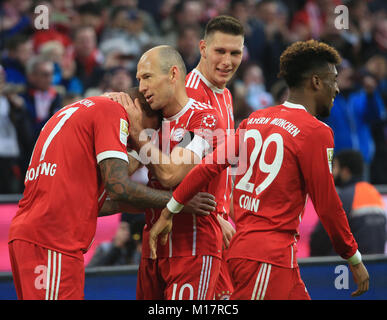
[145,95,153,103]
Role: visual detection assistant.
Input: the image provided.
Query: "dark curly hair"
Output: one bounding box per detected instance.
[278,40,341,88]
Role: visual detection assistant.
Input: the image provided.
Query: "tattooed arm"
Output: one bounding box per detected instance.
[99,158,172,210]
[98,158,217,217]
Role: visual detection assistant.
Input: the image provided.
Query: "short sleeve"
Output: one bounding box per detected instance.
[93,98,129,164]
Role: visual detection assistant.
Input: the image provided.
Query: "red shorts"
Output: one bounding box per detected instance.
[137,255,221,300]
[228,258,310,300]
[8,240,85,300]
[214,254,233,300]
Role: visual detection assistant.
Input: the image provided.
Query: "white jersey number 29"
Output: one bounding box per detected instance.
[235,129,284,195]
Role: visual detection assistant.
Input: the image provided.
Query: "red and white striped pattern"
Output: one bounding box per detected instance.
[251,263,272,300]
[197,255,214,300]
[45,249,62,300]
[186,71,202,90]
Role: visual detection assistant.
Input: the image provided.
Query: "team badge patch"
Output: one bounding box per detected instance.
[120,119,129,145]
[327,148,334,173]
[201,113,217,129]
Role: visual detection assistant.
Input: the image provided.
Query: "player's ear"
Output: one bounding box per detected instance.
[199,39,207,58]
[169,66,179,83]
[311,74,321,90]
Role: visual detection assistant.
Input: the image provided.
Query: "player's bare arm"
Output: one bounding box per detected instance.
[139,142,201,188]
[127,150,142,175]
[100,157,172,209]
[99,191,216,217]
[99,158,216,216]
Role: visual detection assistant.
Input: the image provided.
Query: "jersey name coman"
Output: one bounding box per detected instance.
[141,98,225,259]
[172,101,358,268]
[8,96,130,260]
[186,68,234,216]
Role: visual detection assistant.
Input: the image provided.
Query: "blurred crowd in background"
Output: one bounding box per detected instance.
[0,0,386,197]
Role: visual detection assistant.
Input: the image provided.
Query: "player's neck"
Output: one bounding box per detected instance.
[287,90,317,116]
[162,92,190,119]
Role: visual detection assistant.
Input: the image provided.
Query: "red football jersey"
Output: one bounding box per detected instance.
[141,98,225,259]
[172,101,358,268]
[8,96,130,260]
[186,68,234,216]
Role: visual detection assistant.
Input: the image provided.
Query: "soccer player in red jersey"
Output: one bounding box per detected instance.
[149,40,370,299]
[7,87,213,300]
[119,45,228,300]
[185,15,244,300]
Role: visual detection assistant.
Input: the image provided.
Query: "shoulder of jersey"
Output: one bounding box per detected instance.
[190,99,215,112]
[186,71,203,90]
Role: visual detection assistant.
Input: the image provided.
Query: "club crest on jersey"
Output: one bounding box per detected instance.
[171,128,186,142]
[201,113,217,129]
[120,119,129,145]
[327,148,334,173]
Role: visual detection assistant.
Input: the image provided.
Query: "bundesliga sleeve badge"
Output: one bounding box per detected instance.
[120,118,129,145]
[327,148,334,173]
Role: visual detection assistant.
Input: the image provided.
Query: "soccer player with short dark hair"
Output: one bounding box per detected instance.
[185,14,245,300]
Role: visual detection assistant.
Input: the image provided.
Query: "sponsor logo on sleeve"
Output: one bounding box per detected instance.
[120,119,129,145]
[327,148,334,173]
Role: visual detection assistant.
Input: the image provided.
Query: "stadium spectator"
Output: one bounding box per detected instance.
[71,26,104,92]
[310,149,386,256]
[229,0,266,68]
[149,40,370,299]
[233,62,274,113]
[39,40,83,96]
[365,54,387,184]
[176,24,201,73]
[290,0,338,41]
[1,34,33,85]
[105,66,133,93]
[255,0,294,89]
[87,213,144,267]
[111,0,160,38]
[0,64,33,193]
[21,56,62,140]
[32,1,73,53]
[99,6,151,74]
[160,0,205,46]
[322,59,386,181]
[0,0,32,43]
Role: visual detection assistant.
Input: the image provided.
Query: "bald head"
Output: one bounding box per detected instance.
[142,45,187,81]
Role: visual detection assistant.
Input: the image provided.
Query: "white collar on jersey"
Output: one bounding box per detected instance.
[282,101,307,111]
[163,98,195,121]
[192,68,225,94]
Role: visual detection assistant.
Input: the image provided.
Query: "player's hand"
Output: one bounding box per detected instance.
[183,192,216,216]
[217,214,235,248]
[349,261,369,297]
[149,207,174,259]
[102,91,133,109]
[103,92,144,140]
